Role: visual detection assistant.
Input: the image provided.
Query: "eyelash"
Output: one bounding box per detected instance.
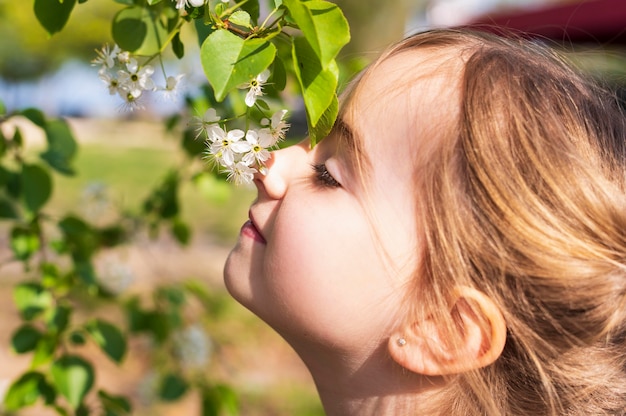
[311,163,341,188]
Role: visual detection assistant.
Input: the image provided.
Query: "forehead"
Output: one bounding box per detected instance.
[342,47,463,186]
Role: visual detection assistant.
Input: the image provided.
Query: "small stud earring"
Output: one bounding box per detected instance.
[396,337,407,347]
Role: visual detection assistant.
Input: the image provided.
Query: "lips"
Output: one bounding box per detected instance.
[241,213,266,244]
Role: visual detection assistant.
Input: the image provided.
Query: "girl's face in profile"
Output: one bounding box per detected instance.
[224,49,459,357]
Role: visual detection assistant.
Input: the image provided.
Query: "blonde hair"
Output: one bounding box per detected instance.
[381,29,626,415]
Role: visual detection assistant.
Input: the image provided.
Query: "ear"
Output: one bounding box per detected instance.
[388,286,506,376]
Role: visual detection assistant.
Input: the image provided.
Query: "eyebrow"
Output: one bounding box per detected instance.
[332,116,369,177]
[334,117,354,144]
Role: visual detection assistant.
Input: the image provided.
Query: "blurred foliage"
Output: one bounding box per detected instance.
[0,0,353,414]
[0,1,117,80]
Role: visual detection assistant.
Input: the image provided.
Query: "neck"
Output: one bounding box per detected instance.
[290,339,444,416]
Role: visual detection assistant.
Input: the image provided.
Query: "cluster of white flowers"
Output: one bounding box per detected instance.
[197,108,290,185]
[174,0,227,10]
[92,44,185,111]
[175,0,204,9]
[96,252,135,295]
[173,324,213,369]
[80,182,112,221]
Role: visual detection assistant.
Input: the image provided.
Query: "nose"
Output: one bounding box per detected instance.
[255,139,309,200]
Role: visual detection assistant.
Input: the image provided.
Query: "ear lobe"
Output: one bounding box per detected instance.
[388,286,507,376]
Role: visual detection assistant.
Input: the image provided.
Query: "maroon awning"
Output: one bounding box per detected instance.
[466,0,626,44]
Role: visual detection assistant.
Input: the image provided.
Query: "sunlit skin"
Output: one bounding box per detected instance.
[224,49,463,414]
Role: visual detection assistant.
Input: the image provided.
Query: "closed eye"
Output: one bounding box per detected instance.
[311,163,341,188]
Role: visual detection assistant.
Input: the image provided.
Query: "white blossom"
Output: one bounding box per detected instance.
[173,324,213,368]
[116,50,131,64]
[97,254,134,295]
[118,88,145,112]
[175,0,206,9]
[191,108,222,139]
[225,161,257,185]
[117,58,155,97]
[160,74,185,101]
[208,127,248,167]
[241,69,270,107]
[92,44,121,69]
[240,129,274,166]
[259,109,289,144]
[98,68,122,96]
[80,182,112,221]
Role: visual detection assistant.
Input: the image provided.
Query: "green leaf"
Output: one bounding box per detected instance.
[0,127,6,157]
[171,218,191,245]
[309,93,337,145]
[3,372,47,411]
[99,225,128,248]
[11,324,43,354]
[145,311,171,343]
[143,170,180,219]
[0,195,18,219]
[41,262,63,289]
[21,108,46,127]
[32,334,58,367]
[85,319,127,363]
[70,331,87,346]
[21,163,53,213]
[240,0,260,24]
[255,98,270,111]
[228,10,251,28]
[6,169,21,199]
[292,36,338,129]
[39,378,57,405]
[282,0,350,69]
[41,119,77,176]
[200,29,276,101]
[112,6,169,55]
[46,304,72,334]
[33,0,77,35]
[58,216,99,261]
[98,390,132,415]
[13,282,52,320]
[0,165,9,186]
[195,19,216,47]
[124,297,146,333]
[54,404,71,416]
[201,384,239,416]
[12,126,24,148]
[10,226,40,261]
[157,285,186,306]
[75,260,98,286]
[51,355,95,410]
[158,373,188,402]
[271,56,287,91]
[172,32,184,59]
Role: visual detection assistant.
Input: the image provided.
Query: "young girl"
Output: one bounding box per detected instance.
[223,28,626,415]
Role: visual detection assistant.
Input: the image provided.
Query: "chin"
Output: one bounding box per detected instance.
[222,244,260,310]
[223,248,244,296]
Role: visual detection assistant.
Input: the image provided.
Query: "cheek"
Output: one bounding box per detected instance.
[260,201,402,344]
